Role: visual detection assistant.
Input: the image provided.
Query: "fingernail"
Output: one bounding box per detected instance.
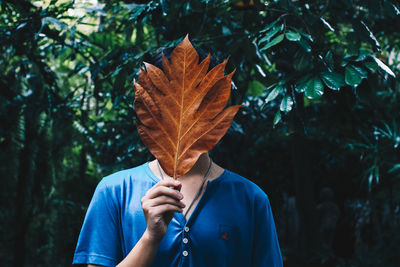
[174,180,180,185]
[178,193,183,199]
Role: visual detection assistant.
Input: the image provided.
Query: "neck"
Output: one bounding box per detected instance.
[157,153,211,180]
[185,153,211,177]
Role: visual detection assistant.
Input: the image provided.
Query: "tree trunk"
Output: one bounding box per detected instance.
[13,112,38,267]
[290,88,317,262]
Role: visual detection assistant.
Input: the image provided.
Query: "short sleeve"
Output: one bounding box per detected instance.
[73,179,122,267]
[252,194,283,267]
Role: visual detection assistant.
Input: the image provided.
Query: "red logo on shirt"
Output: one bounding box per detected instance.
[221,233,228,240]
[219,224,233,240]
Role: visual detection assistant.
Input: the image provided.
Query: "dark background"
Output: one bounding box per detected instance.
[1,0,399,266]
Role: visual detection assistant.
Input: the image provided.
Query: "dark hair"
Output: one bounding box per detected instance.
[147,45,220,71]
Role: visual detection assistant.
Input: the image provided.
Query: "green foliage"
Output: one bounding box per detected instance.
[320,72,345,90]
[280,95,293,113]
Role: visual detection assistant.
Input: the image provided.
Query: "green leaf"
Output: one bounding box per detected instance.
[259,25,282,45]
[352,65,368,78]
[124,4,147,19]
[345,65,362,86]
[341,59,349,67]
[373,57,396,77]
[260,34,284,51]
[360,21,380,49]
[298,30,313,42]
[280,95,294,113]
[383,1,400,17]
[285,31,301,41]
[320,72,345,90]
[295,83,306,93]
[324,50,334,66]
[265,86,283,104]
[273,110,282,125]
[298,38,311,53]
[248,80,265,97]
[320,17,335,32]
[305,77,324,99]
[255,64,266,77]
[364,60,378,71]
[261,20,279,33]
[295,75,311,93]
[388,164,400,174]
[354,49,371,62]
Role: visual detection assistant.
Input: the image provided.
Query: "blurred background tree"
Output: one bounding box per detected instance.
[0,0,399,266]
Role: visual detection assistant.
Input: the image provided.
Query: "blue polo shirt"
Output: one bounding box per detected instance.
[73,162,283,267]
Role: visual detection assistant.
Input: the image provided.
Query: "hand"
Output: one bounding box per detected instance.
[141,178,185,243]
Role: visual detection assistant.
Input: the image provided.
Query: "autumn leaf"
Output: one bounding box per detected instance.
[134,36,241,179]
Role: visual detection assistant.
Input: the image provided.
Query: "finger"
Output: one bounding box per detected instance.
[147,196,186,208]
[145,179,181,197]
[153,204,183,215]
[155,179,181,189]
[146,186,183,200]
[173,182,182,192]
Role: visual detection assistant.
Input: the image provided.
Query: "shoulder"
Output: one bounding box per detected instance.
[98,162,157,188]
[217,169,270,203]
[100,163,155,187]
[90,162,158,209]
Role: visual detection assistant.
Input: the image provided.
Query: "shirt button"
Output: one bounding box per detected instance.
[182,250,188,257]
[184,226,190,232]
[183,238,188,244]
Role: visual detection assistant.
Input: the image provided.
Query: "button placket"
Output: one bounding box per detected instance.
[181,226,190,261]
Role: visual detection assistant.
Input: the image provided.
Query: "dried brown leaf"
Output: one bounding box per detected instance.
[134,36,241,178]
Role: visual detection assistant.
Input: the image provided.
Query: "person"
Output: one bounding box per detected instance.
[72,47,283,267]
